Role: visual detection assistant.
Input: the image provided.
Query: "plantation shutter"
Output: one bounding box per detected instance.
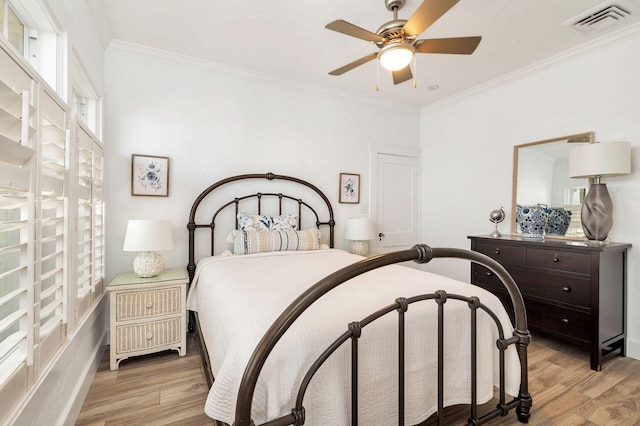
[0,76,35,391]
[35,90,68,370]
[76,124,93,315]
[75,123,103,319]
[91,141,104,297]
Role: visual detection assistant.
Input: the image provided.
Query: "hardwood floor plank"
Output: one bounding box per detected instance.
[574,370,640,425]
[556,414,599,426]
[560,355,637,399]
[76,331,640,425]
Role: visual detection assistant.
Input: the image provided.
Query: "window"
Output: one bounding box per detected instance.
[1,0,25,56]
[1,41,104,423]
[1,0,61,94]
[72,58,101,137]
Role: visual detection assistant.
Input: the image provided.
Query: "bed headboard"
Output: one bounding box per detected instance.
[187,172,335,281]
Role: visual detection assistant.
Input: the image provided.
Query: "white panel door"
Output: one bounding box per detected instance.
[374,151,420,253]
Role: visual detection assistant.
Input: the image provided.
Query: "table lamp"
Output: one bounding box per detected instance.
[344,217,375,256]
[123,220,174,277]
[569,141,631,242]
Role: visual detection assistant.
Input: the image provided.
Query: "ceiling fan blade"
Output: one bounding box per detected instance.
[328,53,378,76]
[403,0,460,37]
[392,66,413,85]
[325,20,385,43]
[415,36,481,54]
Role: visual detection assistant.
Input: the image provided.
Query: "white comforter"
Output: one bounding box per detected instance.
[187,249,521,425]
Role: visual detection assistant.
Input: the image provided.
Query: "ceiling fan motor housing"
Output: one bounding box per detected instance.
[376,20,410,45]
[385,0,406,12]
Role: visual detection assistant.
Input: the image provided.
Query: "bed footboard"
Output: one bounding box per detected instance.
[233,244,532,426]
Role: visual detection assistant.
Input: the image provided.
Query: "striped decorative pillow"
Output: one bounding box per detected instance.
[234,228,321,255]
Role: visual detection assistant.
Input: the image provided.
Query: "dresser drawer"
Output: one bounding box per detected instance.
[526,248,591,274]
[116,287,182,322]
[474,241,524,265]
[508,267,590,307]
[472,264,510,290]
[526,299,590,342]
[114,317,182,354]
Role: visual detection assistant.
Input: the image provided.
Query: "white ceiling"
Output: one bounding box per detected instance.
[91,0,640,109]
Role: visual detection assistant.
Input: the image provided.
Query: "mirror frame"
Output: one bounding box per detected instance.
[511,131,595,236]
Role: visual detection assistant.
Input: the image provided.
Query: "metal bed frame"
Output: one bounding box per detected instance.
[187,172,532,426]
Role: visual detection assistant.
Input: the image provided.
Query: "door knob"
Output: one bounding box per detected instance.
[378,232,385,241]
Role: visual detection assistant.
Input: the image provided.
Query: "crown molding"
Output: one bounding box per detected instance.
[105,39,420,114]
[420,21,640,113]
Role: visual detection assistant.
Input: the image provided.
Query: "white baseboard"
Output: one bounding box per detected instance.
[626,336,640,361]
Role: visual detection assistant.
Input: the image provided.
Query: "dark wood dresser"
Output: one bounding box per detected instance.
[468,235,631,371]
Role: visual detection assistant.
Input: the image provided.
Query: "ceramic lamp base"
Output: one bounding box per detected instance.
[350,240,370,256]
[581,183,613,241]
[133,251,165,277]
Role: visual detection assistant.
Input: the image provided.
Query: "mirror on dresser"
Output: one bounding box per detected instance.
[511,131,594,238]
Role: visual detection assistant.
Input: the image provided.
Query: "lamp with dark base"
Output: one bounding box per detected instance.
[569,141,631,243]
[580,179,614,241]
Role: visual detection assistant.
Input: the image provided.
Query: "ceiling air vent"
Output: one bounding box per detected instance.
[570,4,631,33]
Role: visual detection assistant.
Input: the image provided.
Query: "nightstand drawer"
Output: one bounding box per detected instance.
[116,287,182,321]
[114,317,182,354]
[474,241,524,265]
[526,248,590,274]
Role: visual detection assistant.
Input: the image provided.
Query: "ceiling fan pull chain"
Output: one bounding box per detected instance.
[376,59,380,91]
[413,55,417,88]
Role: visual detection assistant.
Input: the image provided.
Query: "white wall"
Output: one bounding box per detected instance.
[104,45,420,281]
[419,30,640,359]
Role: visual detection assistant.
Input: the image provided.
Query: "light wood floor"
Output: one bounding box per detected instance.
[76,332,640,425]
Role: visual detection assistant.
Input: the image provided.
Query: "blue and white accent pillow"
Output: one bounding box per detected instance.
[237,212,298,231]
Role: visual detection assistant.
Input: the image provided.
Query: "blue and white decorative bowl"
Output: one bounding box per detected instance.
[517,205,548,239]
[544,207,572,236]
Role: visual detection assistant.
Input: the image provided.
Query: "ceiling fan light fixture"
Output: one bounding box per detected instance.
[378,43,415,71]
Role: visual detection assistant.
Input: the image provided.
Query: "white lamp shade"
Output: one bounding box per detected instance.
[569,141,631,178]
[123,220,174,252]
[344,217,375,240]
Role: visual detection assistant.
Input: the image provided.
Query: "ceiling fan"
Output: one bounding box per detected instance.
[325,0,481,85]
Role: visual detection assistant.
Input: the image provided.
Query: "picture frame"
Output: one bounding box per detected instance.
[339,173,360,204]
[131,154,169,197]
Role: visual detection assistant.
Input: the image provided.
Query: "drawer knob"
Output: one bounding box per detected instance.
[562,286,571,292]
[494,249,500,255]
[146,332,154,340]
[553,256,559,263]
[561,318,570,325]
[146,301,154,308]
[485,271,493,277]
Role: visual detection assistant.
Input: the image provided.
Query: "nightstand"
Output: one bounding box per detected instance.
[107,268,189,370]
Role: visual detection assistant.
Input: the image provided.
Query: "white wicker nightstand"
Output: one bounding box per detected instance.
[107,268,189,370]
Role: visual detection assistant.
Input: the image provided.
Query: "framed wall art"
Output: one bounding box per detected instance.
[131,154,169,197]
[339,173,360,204]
